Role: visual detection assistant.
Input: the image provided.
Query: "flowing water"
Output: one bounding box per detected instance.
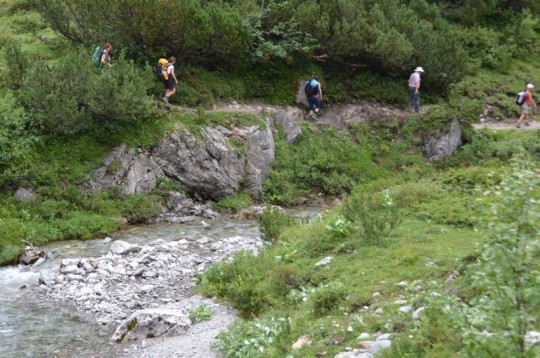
[0,208,323,357]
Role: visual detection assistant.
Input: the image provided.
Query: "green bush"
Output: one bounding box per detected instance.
[1,42,30,90]
[257,206,296,241]
[342,190,402,245]
[0,91,38,182]
[188,305,213,323]
[310,282,348,317]
[215,192,252,214]
[18,48,155,137]
[263,128,387,205]
[198,251,273,316]
[214,316,291,357]
[0,218,25,265]
[119,194,162,224]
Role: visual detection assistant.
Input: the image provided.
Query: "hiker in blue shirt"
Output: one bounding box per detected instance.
[304,75,323,119]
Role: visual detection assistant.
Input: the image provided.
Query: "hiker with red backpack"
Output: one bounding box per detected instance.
[515,83,536,128]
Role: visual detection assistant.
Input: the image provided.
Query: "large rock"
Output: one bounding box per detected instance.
[423,120,462,161]
[91,144,164,194]
[19,245,44,265]
[111,309,191,342]
[244,121,275,193]
[153,129,244,200]
[153,123,274,200]
[272,107,303,144]
[14,188,36,202]
[295,80,309,107]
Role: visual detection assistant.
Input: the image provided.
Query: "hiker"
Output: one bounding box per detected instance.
[305,75,323,119]
[516,83,536,128]
[100,43,113,68]
[162,56,178,104]
[408,66,424,113]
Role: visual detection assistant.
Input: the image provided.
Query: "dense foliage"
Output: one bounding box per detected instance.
[28,0,511,92]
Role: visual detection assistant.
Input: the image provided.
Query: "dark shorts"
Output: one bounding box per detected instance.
[164,78,176,90]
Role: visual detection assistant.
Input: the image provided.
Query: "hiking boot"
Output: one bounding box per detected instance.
[524,122,530,126]
[162,96,169,104]
[515,123,521,128]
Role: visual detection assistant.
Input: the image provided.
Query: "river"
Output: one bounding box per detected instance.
[0,207,323,357]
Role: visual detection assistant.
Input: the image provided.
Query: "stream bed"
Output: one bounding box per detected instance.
[0,207,323,357]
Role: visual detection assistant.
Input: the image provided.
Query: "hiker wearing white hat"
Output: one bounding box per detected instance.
[516,83,536,128]
[408,67,424,112]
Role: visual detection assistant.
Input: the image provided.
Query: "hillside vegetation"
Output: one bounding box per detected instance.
[0,0,539,356]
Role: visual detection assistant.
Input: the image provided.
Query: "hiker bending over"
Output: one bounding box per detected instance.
[516,83,536,128]
[101,43,112,68]
[305,75,323,119]
[163,56,178,104]
[408,66,424,113]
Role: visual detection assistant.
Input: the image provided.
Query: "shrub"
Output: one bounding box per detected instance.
[188,305,213,323]
[119,194,162,224]
[214,316,291,357]
[342,190,402,245]
[215,192,252,214]
[0,218,25,265]
[263,129,386,205]
[310,282,348,317]
[198,251,273,316]
[0,92,38,183]
[18,48,155,137]
[1,42,30,90]
[257,205,296,241]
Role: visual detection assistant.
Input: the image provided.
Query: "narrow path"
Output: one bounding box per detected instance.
[473,119,540,131]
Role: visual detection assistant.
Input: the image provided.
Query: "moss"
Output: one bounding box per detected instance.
[106,157,122,175]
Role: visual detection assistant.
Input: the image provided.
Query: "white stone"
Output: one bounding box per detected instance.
[314,256,334,267]
[367,340,391,354]
[376,333,392,341]
[398,305,412,314]
[358,333,370,340]
[141,285,155,293]
[292,335,312,350]
[412,307,425,320]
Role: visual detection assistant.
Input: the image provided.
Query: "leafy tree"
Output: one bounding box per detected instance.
[422,158,540,357]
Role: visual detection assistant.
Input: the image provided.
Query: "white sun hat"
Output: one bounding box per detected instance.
[415,67,424,72]
[527,83,534,89]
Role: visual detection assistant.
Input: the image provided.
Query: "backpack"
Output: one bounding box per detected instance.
[304,80,318,97]
[92,46,103,68]
[515,91,526,105]
[156,58,170,81]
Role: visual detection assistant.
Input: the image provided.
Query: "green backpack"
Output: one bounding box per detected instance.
[91,46,103,68]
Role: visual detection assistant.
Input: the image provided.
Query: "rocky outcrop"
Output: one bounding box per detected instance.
[271,107,303,144]
[14,188,36,202]
[244,122,275,193]
[153,129,244,200]
[91,144,164,194]
[423,120,462,161]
